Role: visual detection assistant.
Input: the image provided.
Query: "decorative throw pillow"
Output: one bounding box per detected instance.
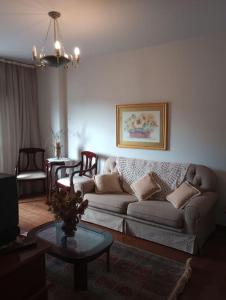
[130,172,161,201]
[166,181,201,209]
[94,173,123,194]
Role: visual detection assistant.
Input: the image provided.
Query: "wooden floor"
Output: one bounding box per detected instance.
[19,196,54,232]
[19,196,226,300]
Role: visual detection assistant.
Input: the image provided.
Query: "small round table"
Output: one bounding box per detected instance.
[28,221,113,290]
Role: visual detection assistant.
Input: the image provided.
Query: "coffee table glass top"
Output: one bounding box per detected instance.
[28,221,113,262]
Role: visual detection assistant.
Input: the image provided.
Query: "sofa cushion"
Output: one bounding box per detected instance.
[84,193,137,214]
[94,173,123,194]
[166,181,201,209]
[127,201,184,229]
[130,172,161,201]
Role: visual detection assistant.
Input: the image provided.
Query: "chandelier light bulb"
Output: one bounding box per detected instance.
[74,47,80,62]
[54,40,61,57]
[32,45,37,60]
[54,40,61,50]
[74,47,80,56]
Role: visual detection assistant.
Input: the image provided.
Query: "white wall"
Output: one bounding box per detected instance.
[65,32,226,225]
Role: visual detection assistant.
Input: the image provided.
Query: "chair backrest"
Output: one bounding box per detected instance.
[16,148,45,174]
[81,151,98,177]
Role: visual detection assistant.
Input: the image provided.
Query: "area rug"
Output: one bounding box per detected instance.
[47,241,192,300]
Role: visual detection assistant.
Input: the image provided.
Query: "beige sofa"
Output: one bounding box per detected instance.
[78,157,217,254]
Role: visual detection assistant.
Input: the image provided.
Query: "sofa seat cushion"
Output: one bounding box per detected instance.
[84,193,138,214]
[127,201,184,229]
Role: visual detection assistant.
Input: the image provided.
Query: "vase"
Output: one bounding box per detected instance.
[55,142,61,159]
[61,216,80,237]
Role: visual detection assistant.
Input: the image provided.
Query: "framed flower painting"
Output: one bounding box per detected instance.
[116,103,168,150]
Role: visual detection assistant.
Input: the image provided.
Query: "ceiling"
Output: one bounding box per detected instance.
[1,0,226,63]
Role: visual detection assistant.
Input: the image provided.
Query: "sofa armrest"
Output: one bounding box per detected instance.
[73,179,95,196]
[184,192,218,234]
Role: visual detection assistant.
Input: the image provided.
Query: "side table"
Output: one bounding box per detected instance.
[45,157,76,205]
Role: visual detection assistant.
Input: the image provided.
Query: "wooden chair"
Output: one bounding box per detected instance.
[55,151,98,193]
[15,148,47,196]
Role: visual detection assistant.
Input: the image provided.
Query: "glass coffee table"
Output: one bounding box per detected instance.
[28,221,113,290]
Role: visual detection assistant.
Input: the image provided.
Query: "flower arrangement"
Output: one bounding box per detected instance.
[50,190,88,237]
[124,112,158,138]
[51,129,64,143]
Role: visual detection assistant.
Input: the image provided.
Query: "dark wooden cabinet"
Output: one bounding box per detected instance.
[0,241,49,300]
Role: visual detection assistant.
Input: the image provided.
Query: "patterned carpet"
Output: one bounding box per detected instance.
[47,241,191,300]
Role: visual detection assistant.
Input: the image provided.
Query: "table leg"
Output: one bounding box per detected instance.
[45,162,53,206]
[73,263,87,290]
[45,162,50,205]
[106,248,110,272]
[48,164,53,205]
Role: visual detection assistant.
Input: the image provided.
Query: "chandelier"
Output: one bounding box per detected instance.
[32,11,80,68]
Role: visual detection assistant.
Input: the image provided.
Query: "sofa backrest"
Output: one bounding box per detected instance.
[104,157,217,193]
[104,157,118,174]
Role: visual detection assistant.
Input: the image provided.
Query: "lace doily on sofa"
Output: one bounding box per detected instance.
[116,157,190,200]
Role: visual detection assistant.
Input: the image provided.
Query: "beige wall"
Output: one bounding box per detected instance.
[38,32,226,225]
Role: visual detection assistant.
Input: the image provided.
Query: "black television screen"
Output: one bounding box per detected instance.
[0,173,20,246]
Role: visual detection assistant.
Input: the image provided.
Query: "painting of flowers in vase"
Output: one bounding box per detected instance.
[116,103,168,150]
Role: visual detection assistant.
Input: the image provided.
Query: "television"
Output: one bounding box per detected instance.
[0,173,20,246]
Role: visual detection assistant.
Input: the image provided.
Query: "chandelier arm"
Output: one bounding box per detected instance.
[41,18,52,55]
[56,19,66,54]
[53,18,57,44]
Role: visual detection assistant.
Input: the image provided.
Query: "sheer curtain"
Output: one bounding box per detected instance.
[0,61,41,174]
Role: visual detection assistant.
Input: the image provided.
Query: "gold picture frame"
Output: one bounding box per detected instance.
[116,103,168,150]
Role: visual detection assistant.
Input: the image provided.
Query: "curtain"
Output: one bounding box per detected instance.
[0,61,41,174]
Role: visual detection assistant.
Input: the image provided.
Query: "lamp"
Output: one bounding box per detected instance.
[32,11,80,68]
